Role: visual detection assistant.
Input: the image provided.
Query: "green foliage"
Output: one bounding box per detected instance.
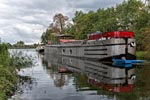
[0,44,9,67]
[0,44,34,99]
[72,0,145,40]
[11,45,36,49]
[142,27,150,51]
[0,44,17,100]
[41,32,48,44]
[136,51,150,60]
[12,40,25,48]
[7,40,35,49]
[136,51,147,59]
[0,66,17,100]
[16,41,24,45]
[11,41,36,49]
[134,66,150,99]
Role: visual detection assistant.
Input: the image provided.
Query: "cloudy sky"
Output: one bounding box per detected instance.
[0,0,124,44]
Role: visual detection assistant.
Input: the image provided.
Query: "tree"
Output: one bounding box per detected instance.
[53,13,69,34]
[41,13,70,44]
[41,32,47,44]
[142,26,150,51]
[16,41,24,46]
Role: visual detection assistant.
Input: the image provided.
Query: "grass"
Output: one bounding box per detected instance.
[0,44,33,100]
[0,66,17,100]
[0,44,17,100]
[136,51,150,60]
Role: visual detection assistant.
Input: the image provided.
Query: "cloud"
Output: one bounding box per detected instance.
[66,0,123,9]
[0,0,124,44]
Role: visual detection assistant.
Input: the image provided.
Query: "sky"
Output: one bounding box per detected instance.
[0,0,124,44]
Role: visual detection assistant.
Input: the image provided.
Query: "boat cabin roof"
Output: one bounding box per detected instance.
[88,31,134,40]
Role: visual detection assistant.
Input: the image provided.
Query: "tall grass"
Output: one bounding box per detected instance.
[0,44,17,100]
[0,66,17,100]
[0,44,33,100]
[0,43,10,66]
[136,51,150,60]
[9,50,33,68]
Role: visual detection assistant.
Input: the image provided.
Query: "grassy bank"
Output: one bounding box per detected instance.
[0,44,33,100]
[0,67,17,100]
[136,51,150,60]
[0,44,17,100]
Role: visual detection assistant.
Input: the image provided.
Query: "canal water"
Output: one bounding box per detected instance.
[9,49,150,100]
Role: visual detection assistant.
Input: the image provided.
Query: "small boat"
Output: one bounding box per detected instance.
[36,45,44,53]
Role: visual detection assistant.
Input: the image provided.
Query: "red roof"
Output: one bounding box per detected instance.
[88,31,134,40]
[59,39,76,43]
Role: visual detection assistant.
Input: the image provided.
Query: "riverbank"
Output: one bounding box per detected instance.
[0,44,17,100]
[136,51,150,60]
[0,67,17,100]
[0,44,33,100]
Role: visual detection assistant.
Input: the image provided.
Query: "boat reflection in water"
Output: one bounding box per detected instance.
[44,54,135,93]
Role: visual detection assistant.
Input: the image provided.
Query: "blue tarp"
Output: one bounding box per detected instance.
[112,59,144,68]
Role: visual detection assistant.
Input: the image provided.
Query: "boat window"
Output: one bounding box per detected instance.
[63,49,65,53]
[70,49,72,54]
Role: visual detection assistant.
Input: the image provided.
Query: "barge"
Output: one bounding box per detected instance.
[45,31,136,61]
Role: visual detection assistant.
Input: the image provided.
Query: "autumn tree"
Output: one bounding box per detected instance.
[41,13,70,44]
[53,13,69,34]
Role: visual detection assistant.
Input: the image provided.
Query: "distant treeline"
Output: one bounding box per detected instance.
[41,0,150,51]
[9,45,36,49]
[7,40,37,49]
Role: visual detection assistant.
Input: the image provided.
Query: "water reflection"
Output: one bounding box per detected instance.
[9,49,150,100]
[44,54,135,93]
